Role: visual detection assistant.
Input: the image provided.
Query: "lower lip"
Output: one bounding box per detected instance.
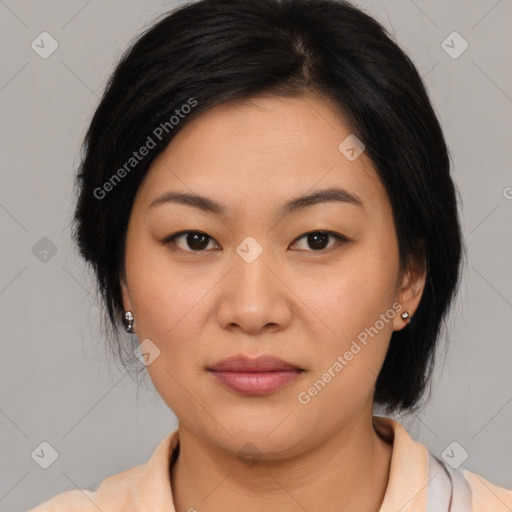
[208,370,303,395]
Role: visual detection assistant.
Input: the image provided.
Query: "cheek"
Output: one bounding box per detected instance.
[297,276,396,419]
[126,251,210,413]
[304,240,398,378]
[315,248,397,328]
[131,272,207,346]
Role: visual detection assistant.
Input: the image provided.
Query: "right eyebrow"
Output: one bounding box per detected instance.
[148,191,225,215]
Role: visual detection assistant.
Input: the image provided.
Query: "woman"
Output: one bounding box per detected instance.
[29,0,511,510]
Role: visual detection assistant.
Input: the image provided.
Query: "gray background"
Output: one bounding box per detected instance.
[0,0,511,510]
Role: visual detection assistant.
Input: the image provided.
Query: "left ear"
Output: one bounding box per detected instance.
[120,273,133,313]
[393,240,427,331]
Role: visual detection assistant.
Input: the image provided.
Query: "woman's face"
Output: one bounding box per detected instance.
[121,94,424,456]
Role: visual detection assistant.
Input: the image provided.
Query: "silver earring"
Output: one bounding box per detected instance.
[123,311,134,333]
[401,311,411,322]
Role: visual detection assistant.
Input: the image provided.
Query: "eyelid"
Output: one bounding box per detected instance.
[163,230,348,253]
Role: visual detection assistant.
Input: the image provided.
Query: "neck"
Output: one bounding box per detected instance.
[170,411,393,512]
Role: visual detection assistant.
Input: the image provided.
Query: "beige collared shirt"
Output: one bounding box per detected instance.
[29,416,512,511]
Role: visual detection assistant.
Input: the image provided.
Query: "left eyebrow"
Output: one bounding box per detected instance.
[280,187,364,215]
[147,186,364,216]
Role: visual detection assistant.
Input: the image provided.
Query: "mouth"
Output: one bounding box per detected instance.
[207,354,305,395]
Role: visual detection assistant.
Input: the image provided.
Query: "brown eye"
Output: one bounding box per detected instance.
[165,231,219,252]
[291,231,347,252]
[307,232,330,250]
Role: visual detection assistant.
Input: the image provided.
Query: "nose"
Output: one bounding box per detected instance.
[215,247,293,336]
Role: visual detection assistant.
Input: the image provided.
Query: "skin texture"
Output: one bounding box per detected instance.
[121,93,426,512]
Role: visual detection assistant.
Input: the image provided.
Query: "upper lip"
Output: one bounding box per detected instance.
[208,354,303,372]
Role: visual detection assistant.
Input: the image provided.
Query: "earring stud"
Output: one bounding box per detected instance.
[123,311,134,333]
[401,311,411,322]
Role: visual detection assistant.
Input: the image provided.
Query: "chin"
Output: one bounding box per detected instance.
[197,413,306,459]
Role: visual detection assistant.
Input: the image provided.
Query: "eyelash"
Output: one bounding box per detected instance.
[163,230,348,255]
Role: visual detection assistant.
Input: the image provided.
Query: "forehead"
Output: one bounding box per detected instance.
[136,94,388,217]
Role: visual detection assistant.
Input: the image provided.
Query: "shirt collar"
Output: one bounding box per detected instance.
[374,416,430,511]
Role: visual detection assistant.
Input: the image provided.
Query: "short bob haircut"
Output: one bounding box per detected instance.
[72,0,465,414]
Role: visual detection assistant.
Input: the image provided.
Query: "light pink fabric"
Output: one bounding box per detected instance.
[29,416,512,512]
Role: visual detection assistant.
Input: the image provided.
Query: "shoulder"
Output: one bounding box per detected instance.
[27,465,144,511]
[462,468,512,512]
[373,416,512,511]
[27,429,179,511]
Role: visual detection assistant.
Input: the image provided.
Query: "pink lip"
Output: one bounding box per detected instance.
[207,354,304,395]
